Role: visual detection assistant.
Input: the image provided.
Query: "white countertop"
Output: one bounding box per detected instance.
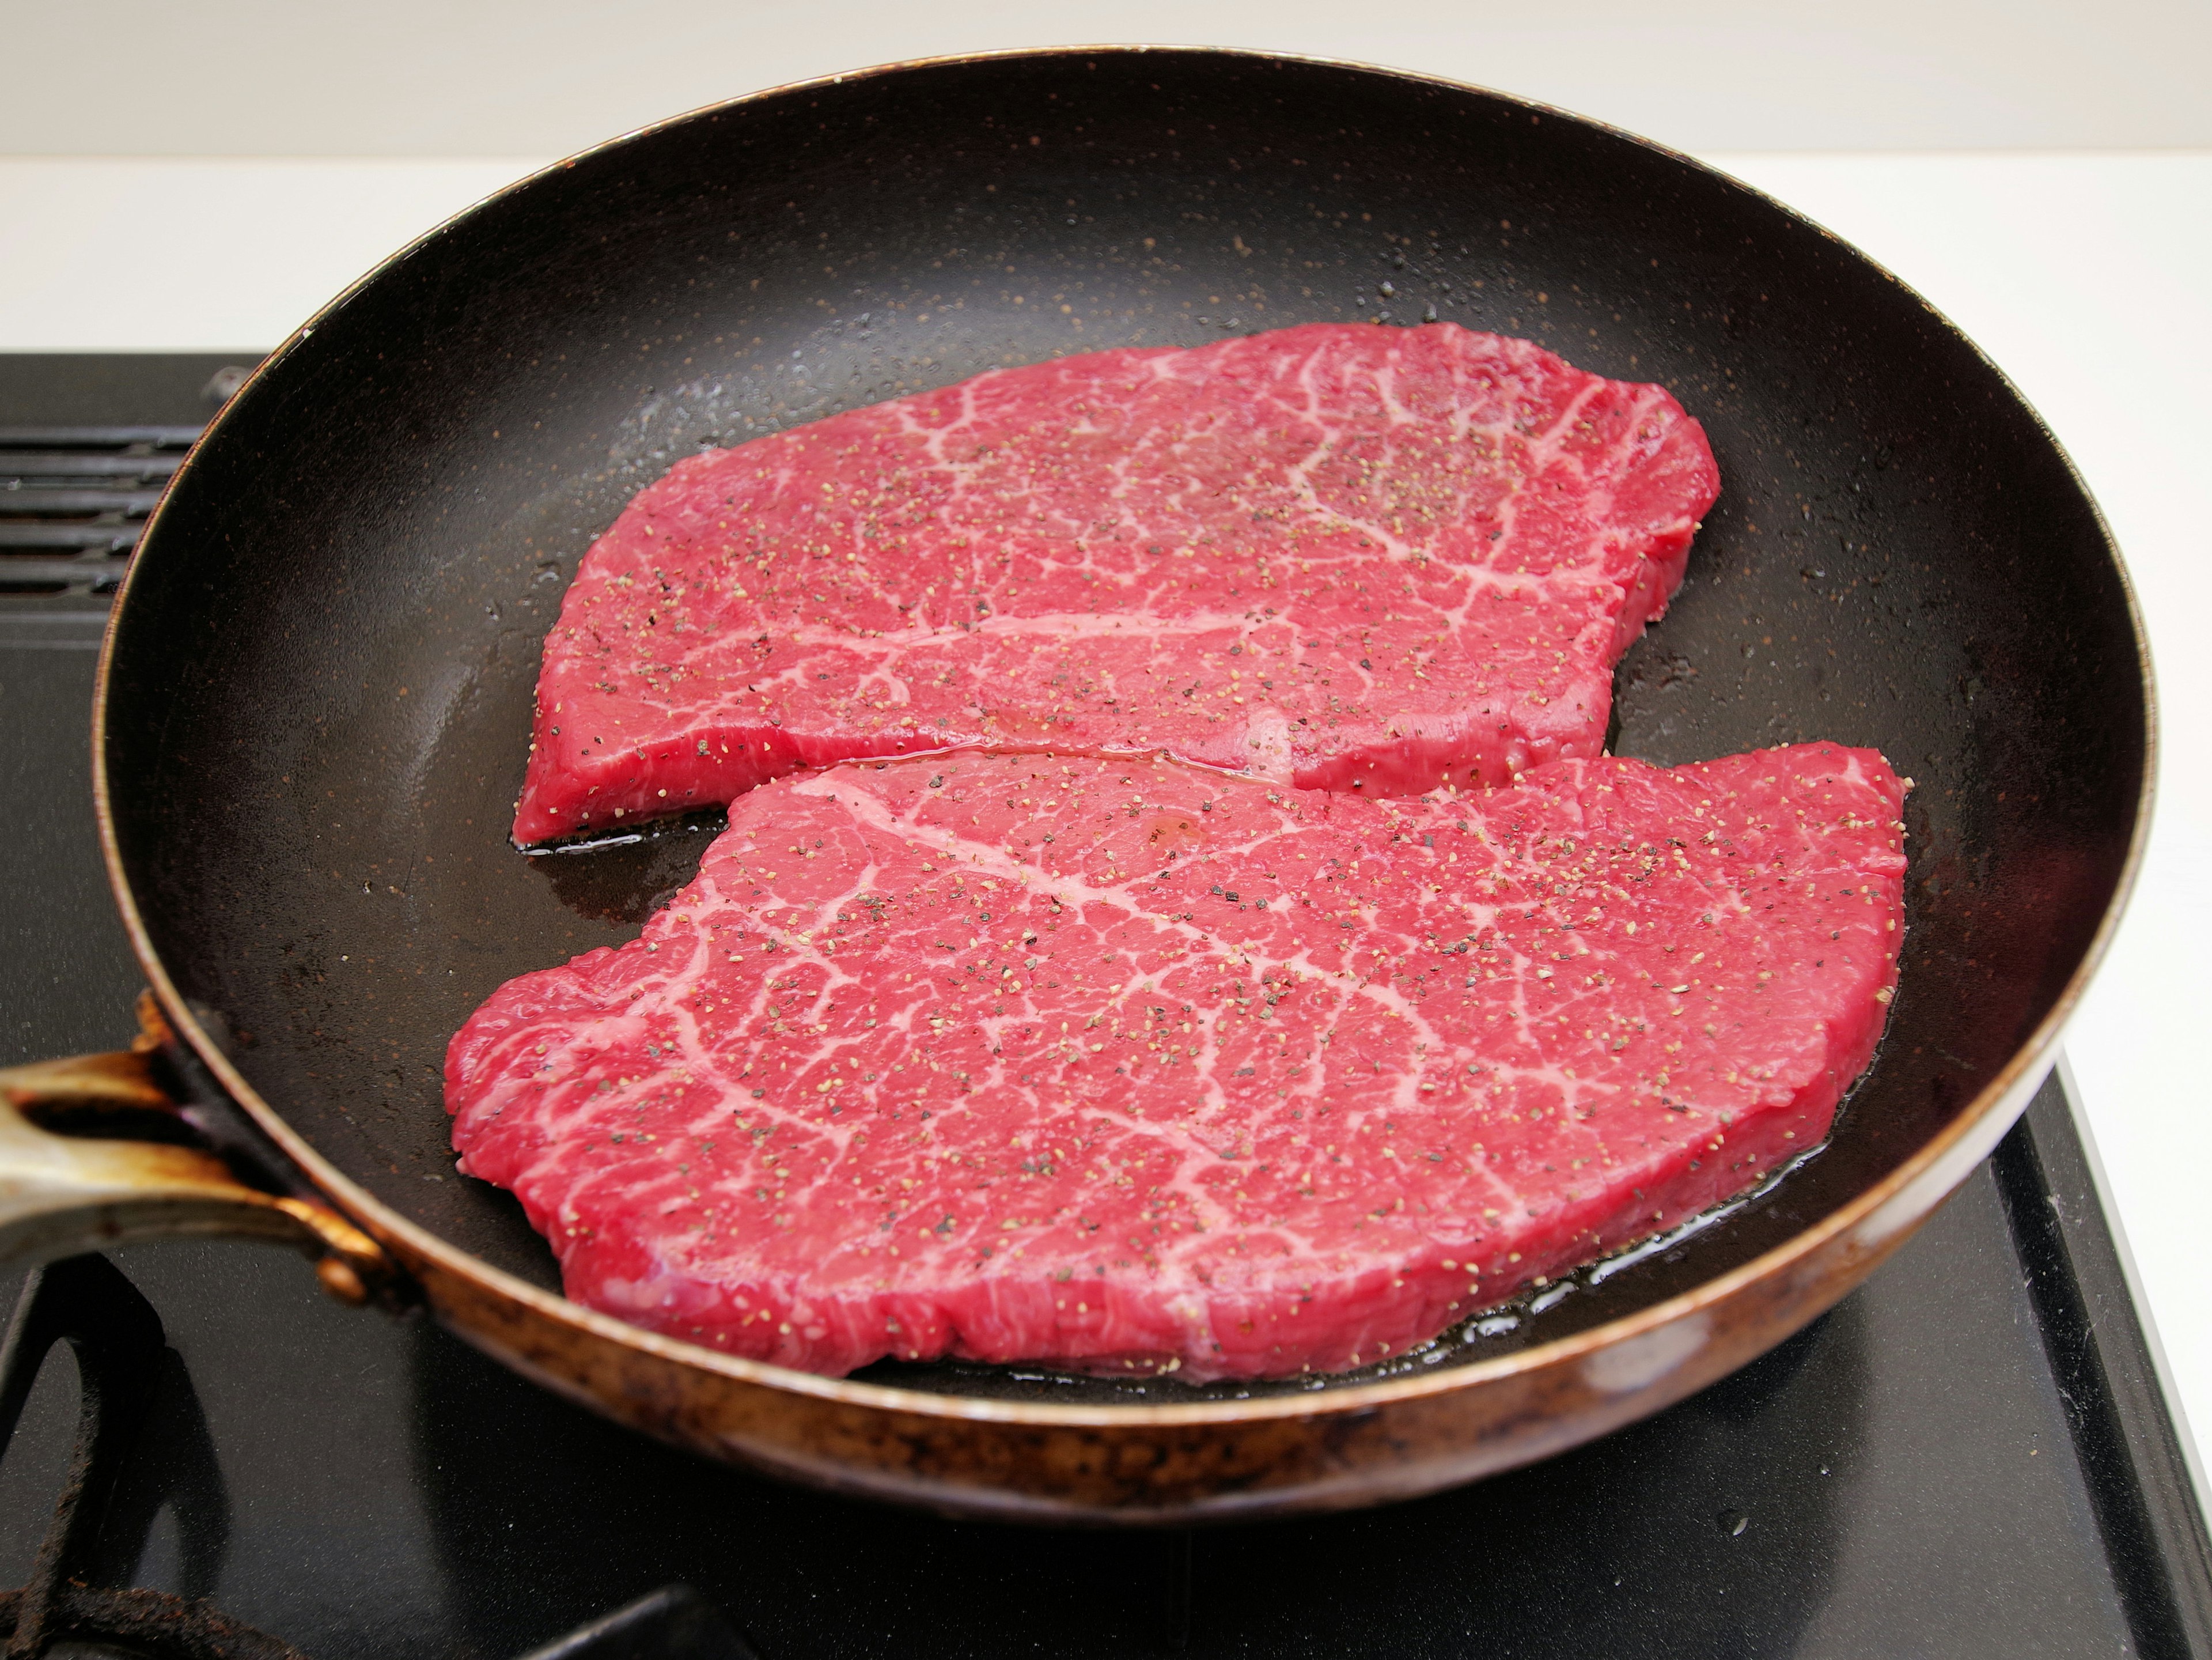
[3,149,2205,1501]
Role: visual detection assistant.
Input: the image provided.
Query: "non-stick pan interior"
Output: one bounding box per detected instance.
[103,51,2143,1404]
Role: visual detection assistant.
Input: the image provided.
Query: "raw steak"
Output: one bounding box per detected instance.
[452,745,1905,1381]
[510,323,1718,845]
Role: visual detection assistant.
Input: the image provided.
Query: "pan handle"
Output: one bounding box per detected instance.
[0,1007,397,1307]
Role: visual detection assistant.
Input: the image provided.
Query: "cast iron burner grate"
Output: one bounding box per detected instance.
[0,1257,755,1660]
[0,1254,306,1658]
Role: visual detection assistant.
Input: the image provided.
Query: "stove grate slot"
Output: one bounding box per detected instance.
[0,427,200,596]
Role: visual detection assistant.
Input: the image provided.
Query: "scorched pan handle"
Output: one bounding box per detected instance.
[0,1001,395,1307]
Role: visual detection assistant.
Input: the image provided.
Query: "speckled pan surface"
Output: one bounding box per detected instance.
[92,50,2149,1518]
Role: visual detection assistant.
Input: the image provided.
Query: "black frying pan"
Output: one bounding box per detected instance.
[2,49,2148,1522]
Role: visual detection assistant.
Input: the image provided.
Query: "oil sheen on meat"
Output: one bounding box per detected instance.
[510,323,1718,844]
[452,747,1905,1381]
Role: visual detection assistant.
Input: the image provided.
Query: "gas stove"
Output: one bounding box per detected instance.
[3,354,2207,1659]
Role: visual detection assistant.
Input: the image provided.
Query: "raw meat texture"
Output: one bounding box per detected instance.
[452,745,1906,1381]
[510,323,1718,845]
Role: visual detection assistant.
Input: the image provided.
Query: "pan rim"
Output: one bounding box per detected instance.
[90,43,2160,1431]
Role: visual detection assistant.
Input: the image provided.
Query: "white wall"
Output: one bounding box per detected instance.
[6,0,2208,157]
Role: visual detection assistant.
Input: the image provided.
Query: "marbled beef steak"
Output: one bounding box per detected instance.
[510,323,1718,844]
[452,746,1903,1381]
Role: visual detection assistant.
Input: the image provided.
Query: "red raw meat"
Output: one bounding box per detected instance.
[452,745,1904,1381]
[510,323,1718,845]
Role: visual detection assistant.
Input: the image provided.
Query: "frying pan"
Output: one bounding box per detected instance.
[0,48,2150,1523]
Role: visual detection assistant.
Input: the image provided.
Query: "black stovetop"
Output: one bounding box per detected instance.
[3,355,2208,1660]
